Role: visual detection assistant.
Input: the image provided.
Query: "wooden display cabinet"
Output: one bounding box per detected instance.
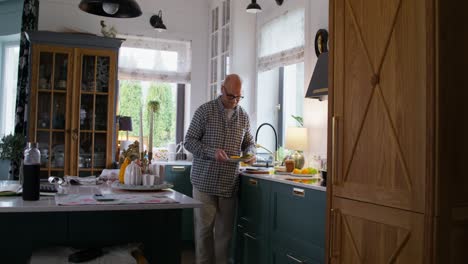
[26,31,123,178]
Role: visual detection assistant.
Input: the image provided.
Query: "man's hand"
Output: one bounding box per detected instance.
[244,155,256,165]
[215,149,229,162]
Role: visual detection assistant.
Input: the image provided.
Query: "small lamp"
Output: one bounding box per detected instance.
[246,0,262,13]
[150,10,167,32]
[79,0,142,18]
[285,127,308,169]
[118,116,132,140]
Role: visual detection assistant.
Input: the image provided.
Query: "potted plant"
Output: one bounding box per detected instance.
[0,134,25,180]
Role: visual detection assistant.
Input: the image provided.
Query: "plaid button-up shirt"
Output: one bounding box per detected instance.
[184,97,255,197]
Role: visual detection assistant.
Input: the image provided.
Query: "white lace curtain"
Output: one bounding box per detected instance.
[118,35,192,83]
[258,8,305,72]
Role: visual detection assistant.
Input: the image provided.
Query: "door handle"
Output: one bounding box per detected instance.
[332,116,338,185]
[248,178,258,186]
[286,254,304,263]
[329,208,341,261]
[292,187,305,197]
[172,166,186,172]
[243,232,257,240]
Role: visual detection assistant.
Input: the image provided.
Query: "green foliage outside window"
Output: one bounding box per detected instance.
[118,80,176,148]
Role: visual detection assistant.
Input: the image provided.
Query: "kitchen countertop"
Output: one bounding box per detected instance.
[152,160,192,166]
[0,181,202,213]
[240,172,326,192]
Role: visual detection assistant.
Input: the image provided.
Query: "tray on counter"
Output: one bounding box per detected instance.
[111,182,174,191]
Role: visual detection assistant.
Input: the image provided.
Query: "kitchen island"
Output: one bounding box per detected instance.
[0,181,202,263]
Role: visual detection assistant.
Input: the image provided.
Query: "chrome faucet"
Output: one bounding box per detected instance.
[255,123,278,167]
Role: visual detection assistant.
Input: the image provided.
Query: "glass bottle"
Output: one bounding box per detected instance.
[22,142,41,201]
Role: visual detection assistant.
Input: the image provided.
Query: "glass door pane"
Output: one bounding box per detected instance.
[81,55,95,92]
[80,94,94,131]
[35,51,70,178]
[39,52,52,90]
[96,56,110,92]
[79,53,112,176]
[54,53,68,91]
[95,95,108,131]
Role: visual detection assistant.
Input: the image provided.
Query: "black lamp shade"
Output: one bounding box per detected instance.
[79,0,142,18]
[118,116,133,131]
[246,0,262,13]
[305,52,328,99]
[150,11,167,32]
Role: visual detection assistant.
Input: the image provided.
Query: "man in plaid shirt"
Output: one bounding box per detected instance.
[185,74,256,264]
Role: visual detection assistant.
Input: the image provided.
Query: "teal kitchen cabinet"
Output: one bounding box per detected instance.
[163,164,193,242]
[235,175,326,264]
[269,181,326,263]
[235,175,271,264]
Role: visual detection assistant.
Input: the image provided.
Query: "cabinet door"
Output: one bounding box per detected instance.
[270,182,326,263]
[164,165,192,196]
[29,45,74,178]
[164,165,193,241]
[75,49,117,176]
[331,0,428,212]
[238,176,270,233]
[235,224,268,264]
[329,197,423,263]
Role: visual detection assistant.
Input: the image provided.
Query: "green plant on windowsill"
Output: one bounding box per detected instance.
[0,134,25,163]
[0,134,25,179]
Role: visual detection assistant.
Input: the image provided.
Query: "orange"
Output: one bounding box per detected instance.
[293,168,301,174]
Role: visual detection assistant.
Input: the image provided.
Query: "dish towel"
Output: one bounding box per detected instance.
[55,194,177,206]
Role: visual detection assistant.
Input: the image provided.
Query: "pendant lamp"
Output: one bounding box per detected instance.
[305,52,328,100]
[150,10,167,32]
[79,0,142,18]
[246,0,262,13]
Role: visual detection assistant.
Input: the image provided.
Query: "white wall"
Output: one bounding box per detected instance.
[303,0,329,162]
[38,0,210,118]
[230,0,257,115]
[237,0,329,165]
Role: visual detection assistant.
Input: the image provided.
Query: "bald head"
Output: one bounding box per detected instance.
[223,74,242,89]
[221,74,243,109]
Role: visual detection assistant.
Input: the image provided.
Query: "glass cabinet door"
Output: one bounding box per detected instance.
[32,49,71,179]
[78,54,112,176]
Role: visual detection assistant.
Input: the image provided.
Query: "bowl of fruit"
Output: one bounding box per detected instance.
[290,167,319,177]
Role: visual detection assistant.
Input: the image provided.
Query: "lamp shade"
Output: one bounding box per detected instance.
[79,0,142,18]
[285,127,308,151]
[305,52,328,99]
[246,0,262,13]
[118,116,133,131]
[150,10,167,32]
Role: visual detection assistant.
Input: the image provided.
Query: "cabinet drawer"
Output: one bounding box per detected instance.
[238,176,271,234]
[270,182,326,262]
[235,223,268,264]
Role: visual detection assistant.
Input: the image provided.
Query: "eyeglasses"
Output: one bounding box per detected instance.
[223,86,244,101]
[226,94,244,101]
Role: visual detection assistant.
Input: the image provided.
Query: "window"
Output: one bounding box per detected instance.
[256,9,305,152]
[118,37,191,151]
[209,0,231,100]
[0,40,19,138]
